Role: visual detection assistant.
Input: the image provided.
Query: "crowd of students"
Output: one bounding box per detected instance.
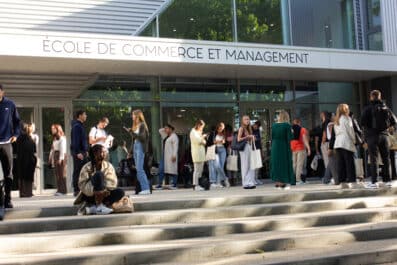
[1,83,397,215]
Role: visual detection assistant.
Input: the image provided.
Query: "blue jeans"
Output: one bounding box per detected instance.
[133,141,150,191]
[158,155,177,186]
[209,146,227,184]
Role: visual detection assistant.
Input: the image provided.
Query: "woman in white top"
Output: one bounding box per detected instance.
[334,104,356,187]
[238,115,256,189]
[157,124,179,189]
[207,122,228,188]
[190,119,207,191]
[89,117,110,148]
[49,124,67,195]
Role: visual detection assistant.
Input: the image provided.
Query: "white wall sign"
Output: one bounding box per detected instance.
[0,31,397,72]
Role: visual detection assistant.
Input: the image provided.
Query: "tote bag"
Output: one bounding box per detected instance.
[250,142,263,170]
[205,145,216,161]
[226,150,238,171]
[354,158,364,178]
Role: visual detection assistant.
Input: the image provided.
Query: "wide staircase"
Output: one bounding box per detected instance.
[1,185,397,265]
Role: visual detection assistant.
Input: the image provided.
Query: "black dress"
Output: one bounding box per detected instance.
[15,134,37,197]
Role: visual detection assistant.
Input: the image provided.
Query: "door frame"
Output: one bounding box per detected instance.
[15,99,72,194]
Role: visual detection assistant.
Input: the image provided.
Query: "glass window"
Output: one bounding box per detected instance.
[290,0,356,49]
[236,0,282,44]
[161,78,236,102]
[295,82,359,104]
[140,20,157,37]
[368,31,383,51]
[159,0,233,41]
[367,0,381,28]
[79,76,153,101]
[240,80,292,102]
[72,103,152,154]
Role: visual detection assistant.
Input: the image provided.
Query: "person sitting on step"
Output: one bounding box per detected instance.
[76,144,125,215]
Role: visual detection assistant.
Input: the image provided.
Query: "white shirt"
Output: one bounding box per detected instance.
[215,134,224,147]
[89,126,107,147]
[52,136,67,160]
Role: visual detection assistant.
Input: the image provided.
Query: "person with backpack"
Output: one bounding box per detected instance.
[361,90,397,189]
[291,118,311,184]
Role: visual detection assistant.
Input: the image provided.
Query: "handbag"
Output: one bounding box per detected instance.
[250,142,263,170]
[226,150,238,171]
[311,154,321,171]
[205,145,216,161]
[112,196,134,213]
[354,158,364,178]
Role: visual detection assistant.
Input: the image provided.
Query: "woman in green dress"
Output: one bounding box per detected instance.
[270,110,295,189]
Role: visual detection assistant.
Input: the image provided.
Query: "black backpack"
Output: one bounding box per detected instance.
[371,104,395,132]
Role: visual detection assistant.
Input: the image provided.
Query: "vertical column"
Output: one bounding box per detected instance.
[381,0,397,53]
[232,0,238,42]
[150,77,161,163]
[280,0,292,45]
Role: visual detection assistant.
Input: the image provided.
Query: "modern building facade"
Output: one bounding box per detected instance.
[0,0,396,192]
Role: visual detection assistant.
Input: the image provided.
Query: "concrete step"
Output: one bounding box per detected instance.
[5,187,397,220]
[1,221,396,264]
[0,206,396,253]
[1,195,397,234]
[193,238,397,265]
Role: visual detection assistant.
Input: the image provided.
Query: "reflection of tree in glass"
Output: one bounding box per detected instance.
[159,0,282,44]
[237,0,282,44]
[160,0,233,41]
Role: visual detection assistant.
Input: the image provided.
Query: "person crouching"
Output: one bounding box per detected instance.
[77,144,125,215]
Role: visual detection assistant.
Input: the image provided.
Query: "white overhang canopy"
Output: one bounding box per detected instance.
[1,30,397,98]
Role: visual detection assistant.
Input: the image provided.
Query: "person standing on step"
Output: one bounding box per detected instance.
[128,109,151,195]
[207,122,228,188]
[71,110,88,196]
[361,90,397,189]
[89,117,112,151]
[270,111,294,189]
[190,119,207,191]
[238,115,256,189]
[156,124,179,190]
[291,118,311,185]
[334,104,357,189]
[77,144,125,215]
[15,123,37,198]
[49,124,67,196]
[0,84,21,208]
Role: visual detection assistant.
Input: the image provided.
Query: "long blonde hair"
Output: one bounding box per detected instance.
[335,104,349,125]
[132,109,148,132]
[241,115,252,135]
[277,110,290,123]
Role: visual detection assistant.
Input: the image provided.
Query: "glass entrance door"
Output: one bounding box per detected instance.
[41,107,66,189]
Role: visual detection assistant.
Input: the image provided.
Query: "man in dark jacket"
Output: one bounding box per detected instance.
[361,90,397,189]
[0,84,21,208]
[71,110,88,196]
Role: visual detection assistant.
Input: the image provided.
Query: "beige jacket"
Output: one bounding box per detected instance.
[190,128,206,163]
[78,161,118,197]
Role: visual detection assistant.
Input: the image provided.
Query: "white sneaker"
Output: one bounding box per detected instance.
[255,179,264,185]
[138,189,151,195]
[194,185,205,191]
[365,183,379,189]
[392,181,397,188]
[297,181,306,185]
[210,183,220,189]
[330,179,335,185]
[96,204,113,215]
[340,183,349,189]
[385,182,393,188]
[224,179,231,188]
[283,185,291,190]
[85,205,97,215]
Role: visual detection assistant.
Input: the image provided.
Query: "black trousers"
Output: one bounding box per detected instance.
[367,134,391,183]
[0,143,14,202]
[335,148,356,183]
[72,155,87,193]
